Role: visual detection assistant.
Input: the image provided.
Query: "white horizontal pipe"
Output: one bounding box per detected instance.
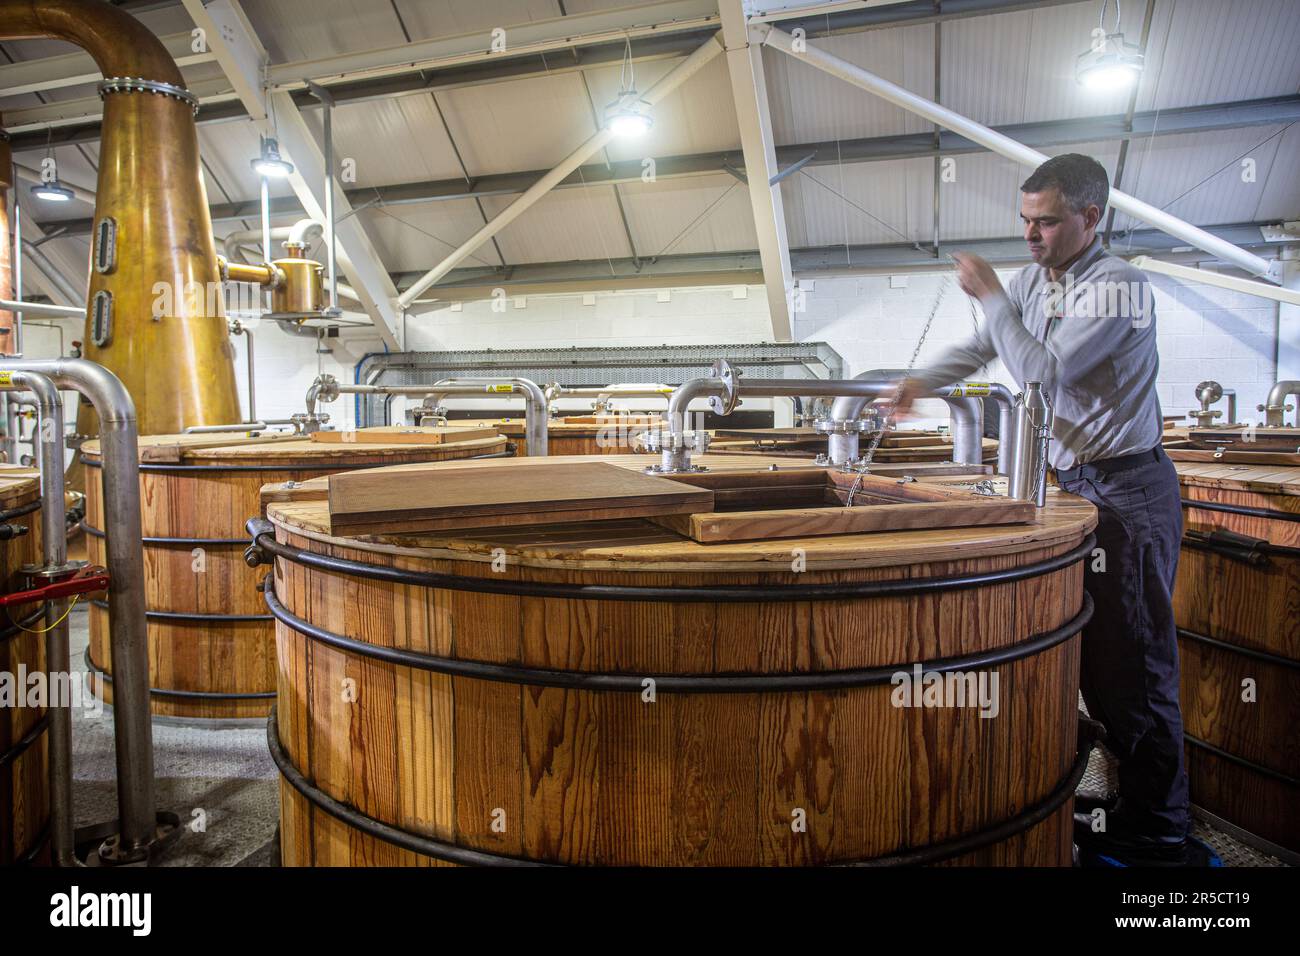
[0,297,84,319]
[1129,256,1300,306]
[396,33,725,309]
[757,24,1274,279]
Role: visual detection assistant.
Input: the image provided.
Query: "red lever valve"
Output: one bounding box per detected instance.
[0,565,110,608]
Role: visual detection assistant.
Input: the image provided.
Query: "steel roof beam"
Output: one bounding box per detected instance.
[32,93,1300,237]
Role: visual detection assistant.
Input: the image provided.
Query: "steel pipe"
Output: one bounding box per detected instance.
[183,421,268,434]
[0,297,82,319]
[984,383,1016,475]
[757,24,1274,279]
[1,372,72,865]
[424,378,549,456]
[228,321,256,421]
[664,375,989,466]
[305,375,549,455]
[825,381,988,465]
[1261,380,1300,427]
[0,358,156,856]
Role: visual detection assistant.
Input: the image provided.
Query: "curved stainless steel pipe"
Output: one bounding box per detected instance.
[2,372,73,865]
[944,395,983,467]
[425,377,548,456]
[1262,380,1300,427]
[665,376,726,435]
[985,383,1016,475]
[829,381,988,466]
[0,358,154,855]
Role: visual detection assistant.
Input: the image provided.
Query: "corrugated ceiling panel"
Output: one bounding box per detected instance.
[1251,123,1300,224]
[298,95,466,186]
[241,0,408,63]
[1109,126,1290,233]
[783,158,931,247]
[195,119,298,210]
[391,0,567,39]
[479,185,633,264]
[763,23,936,145]
[435,70,595,175]
[361,200,503,273]
[944,0,1300,126]
[933,140,1122,243]
[592,54,741,161]
[948,4,1144,126]
[1135,0,1300,113]
[618,173,757,256]
[936,151,1023,241]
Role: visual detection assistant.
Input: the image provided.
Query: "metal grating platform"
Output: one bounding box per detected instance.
[355,342,845,426]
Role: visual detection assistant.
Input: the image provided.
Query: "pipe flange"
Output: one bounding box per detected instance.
[638,427,710,455]
[813,417,874,435]
[290,411,330,434]
[98,77,201,115]
[314,375,340,404]
[707,359,741,416]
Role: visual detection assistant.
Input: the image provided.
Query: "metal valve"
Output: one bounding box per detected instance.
[1188,380,1225,428]
[639,426,710,474]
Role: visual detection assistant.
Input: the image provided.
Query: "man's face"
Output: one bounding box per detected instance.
[1020,187,1100,269]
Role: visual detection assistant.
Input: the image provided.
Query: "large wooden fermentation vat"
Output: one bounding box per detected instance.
[0,467,46,864]
[254,454,1098,866]
[1174,461,1300,853]
[461,416,656,456]
[82,429,509,721]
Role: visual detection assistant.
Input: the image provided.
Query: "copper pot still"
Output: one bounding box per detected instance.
[0,0,241,436]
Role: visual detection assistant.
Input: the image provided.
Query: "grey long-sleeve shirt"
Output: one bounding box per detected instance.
[913,236,1164,470]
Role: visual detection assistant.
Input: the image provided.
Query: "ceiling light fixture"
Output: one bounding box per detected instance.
[30,180,74,202]
[1076,0,1144,91]
[605,35,654,138]
[251,136,294,177]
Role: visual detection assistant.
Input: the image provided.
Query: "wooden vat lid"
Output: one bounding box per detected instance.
[264,452,1096,573]
[1175,460,1300,497]
[0,464,40,509]
[81,430,508,464]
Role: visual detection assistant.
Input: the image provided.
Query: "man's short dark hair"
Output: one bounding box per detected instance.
[1021,153,1110,215]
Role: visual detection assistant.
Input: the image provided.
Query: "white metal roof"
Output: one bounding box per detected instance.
[2,0,1296,284]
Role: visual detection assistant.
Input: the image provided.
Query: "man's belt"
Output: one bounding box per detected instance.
[1054,446,1164,484]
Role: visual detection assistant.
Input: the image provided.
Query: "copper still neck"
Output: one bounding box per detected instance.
[0,0,241,435]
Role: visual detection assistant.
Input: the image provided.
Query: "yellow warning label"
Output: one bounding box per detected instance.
[487,384,513,393]
[953,382,991,397]
[0,372,12,388]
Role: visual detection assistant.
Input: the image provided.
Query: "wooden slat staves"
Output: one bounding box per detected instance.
[0,478,46,865]
[1174,464,1300,851]
[309,425,499,446]
[325,460,715,535]
[268,505,1088,866]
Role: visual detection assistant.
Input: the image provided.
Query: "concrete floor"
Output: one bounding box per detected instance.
[65,604,1286,868]
[69,606,279,866]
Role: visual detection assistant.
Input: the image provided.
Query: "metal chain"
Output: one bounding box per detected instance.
[845,276,950,507]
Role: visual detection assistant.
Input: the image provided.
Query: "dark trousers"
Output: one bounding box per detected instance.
[1058,447,1190,841]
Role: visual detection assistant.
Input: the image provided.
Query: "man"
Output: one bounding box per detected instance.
[898,153,1197,866]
